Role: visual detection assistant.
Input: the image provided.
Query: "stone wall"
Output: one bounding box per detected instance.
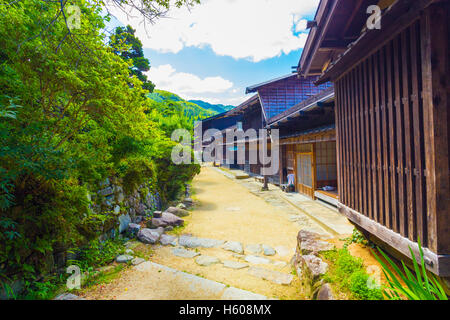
[53,177,162,271]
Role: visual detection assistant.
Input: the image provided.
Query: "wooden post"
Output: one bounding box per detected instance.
[420,3,450,255]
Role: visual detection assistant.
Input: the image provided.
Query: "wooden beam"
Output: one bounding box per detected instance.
[339,204,450,276]
[421,3,450,255]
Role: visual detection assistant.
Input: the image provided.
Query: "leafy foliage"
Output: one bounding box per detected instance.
[373,240,448,300]
[110,25,155,92]
[0,0,200,292]
[322,248,384,300]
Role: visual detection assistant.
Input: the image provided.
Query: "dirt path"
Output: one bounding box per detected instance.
[81,166,330,300]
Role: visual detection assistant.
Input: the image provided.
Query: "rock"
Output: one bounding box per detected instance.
[131,257,146,266]
[148,218,168,228]
[54,293,86,300]
[301,255,328,278]
[164,226,174,232]
[179,235,225,248]
[154,227,165,236]
[177,203,187,210]
[223,260,249,270]
[114,205,121,215]
[118,214,131,234]
[127,223,141,237]
[195,256,221,266]
[222,241,244,254]
[244,255,270,265]
[316,283,334,300]
[160,211,184,227]
[136,203,146,215]
[301,240,334,255]
[134,216,144,224]
[125,249,134,255]
[153,211,162,218]
[124,241,140,249]
[117,192,125,203]
[137,228,161,244]
[297,229,321,243]
[115,255,134,263]
[98,187,114,196]
[245,244,262,255]
[160,234,177,246]
[172,247,200,258]
[248,267,293,285]
[166,206,189,217]
[183,198,194,207]
[261,244,276,256]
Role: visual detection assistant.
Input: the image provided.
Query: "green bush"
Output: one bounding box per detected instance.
[323,248,384,300]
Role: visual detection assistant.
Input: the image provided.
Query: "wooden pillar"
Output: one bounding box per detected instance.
[421,3,450,255]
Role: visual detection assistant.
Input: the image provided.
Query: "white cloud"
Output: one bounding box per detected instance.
[146,64,233,96]
[108,0,319,62]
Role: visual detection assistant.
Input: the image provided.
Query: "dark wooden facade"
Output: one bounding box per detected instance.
[310,0,449,275]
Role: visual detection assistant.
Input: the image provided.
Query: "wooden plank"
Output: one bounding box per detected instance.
[369,55,378,222]
[409,21,426,246]
[349,69,358,212]
[374,50,384,225]
[354,67,363,214]
[421,4,450,254]
[338,204,450,277]
[343,75,350,207]
[380,45,391,229]
[386,40,399,233]
[401,28,416,241]
[393,36,407,237]
[358,63,368,218]
[364,59,374,220]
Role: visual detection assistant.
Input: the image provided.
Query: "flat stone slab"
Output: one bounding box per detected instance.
[178,235,225,248]
[116,255,134,263]
[245,244,262,255]
[223,260,249,270]
[54,293,86,300]
[274,245,294,257]
[172,247,201,258]
[160,234,177,246]
[132,257,146,266]
[221,287,268,300]
[248,267,294,285]
[222,241,244,254]
[244,255,271,265]
[262,244,276,256]
[195,256,221,266]
[134,262,269,300]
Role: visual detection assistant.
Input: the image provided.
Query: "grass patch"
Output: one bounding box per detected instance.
[168,223,188,236]
[322,248,384,300]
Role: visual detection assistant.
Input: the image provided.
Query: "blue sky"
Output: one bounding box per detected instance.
[107,0,319,106]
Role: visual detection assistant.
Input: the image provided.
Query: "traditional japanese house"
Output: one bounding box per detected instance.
[299,0,449,276]
[266,87,338,205]
[244,74,332,183]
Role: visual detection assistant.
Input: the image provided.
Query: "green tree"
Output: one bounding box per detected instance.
[110,25,155,92]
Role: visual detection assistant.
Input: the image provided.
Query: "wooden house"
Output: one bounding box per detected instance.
[266,87,338,205]
[299,0,449,276]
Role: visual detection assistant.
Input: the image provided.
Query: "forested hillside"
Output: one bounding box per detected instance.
[147,90,216,121]
[188,100,234,114]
